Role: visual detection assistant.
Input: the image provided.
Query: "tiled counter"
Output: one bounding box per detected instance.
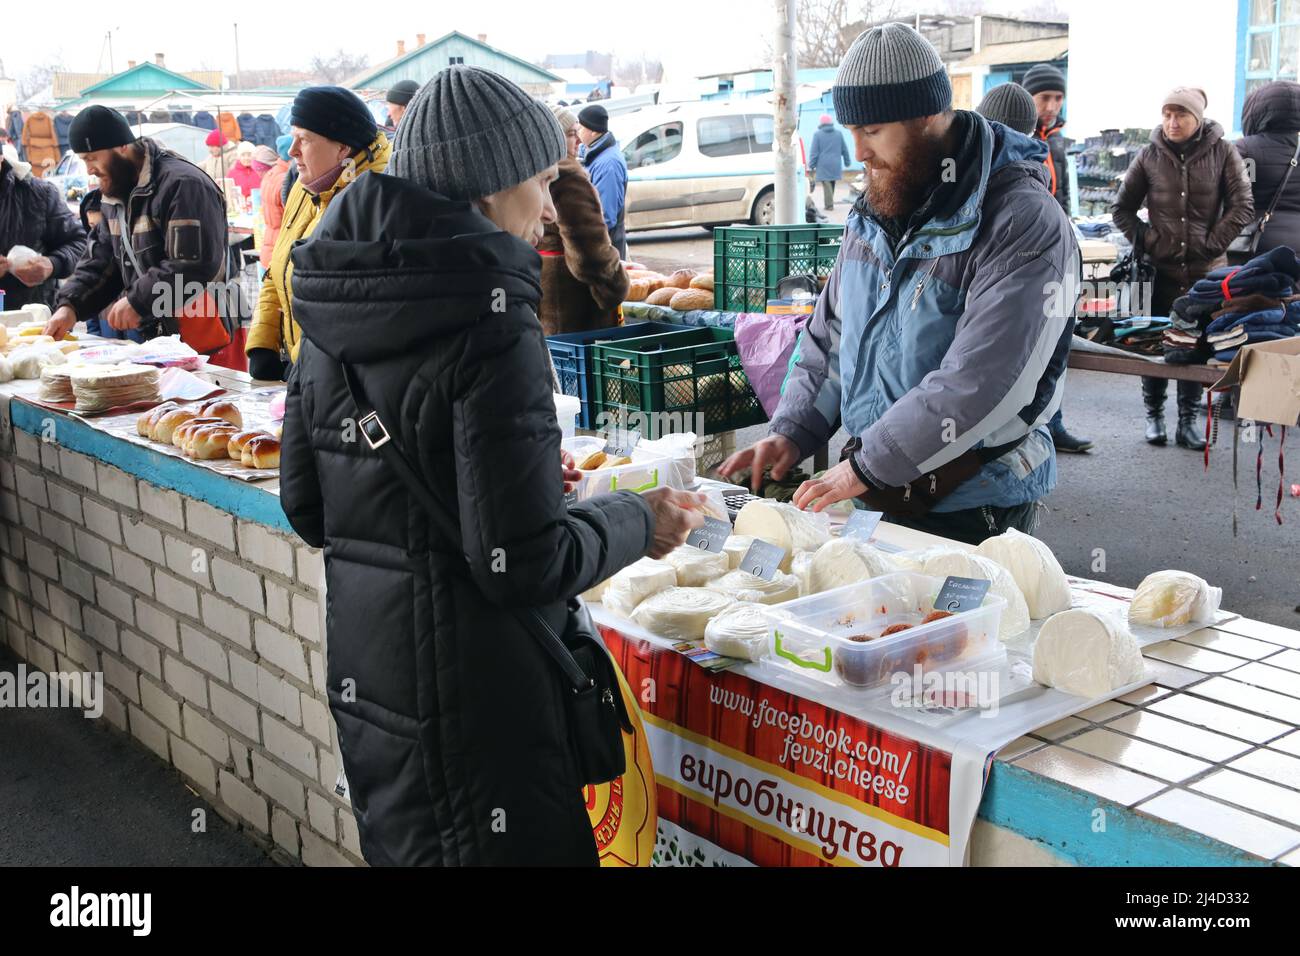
[0,371,1297,867]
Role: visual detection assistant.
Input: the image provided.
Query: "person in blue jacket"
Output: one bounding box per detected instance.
[809,113,852,210]
[576,104,627,259]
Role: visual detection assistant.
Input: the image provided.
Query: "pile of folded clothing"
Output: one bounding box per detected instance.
[1162,246,1300,364]
[1110,316,1171,355]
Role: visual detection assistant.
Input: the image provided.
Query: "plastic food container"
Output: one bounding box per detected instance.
[757,572,1006,690]
[562,436,675,501]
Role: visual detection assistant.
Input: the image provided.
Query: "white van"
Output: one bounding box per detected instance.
[609,101,804,232]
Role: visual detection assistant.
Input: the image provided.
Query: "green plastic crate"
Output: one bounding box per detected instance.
[590,327,767,436]
[713,224,843,313]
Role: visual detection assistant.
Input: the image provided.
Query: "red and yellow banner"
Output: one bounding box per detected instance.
[599,626,952,867]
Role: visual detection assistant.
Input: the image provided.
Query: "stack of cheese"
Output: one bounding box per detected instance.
[70,363,161,413]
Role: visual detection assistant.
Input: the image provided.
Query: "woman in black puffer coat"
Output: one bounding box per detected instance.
[280,68,704,866]
[1236,80,1300,255]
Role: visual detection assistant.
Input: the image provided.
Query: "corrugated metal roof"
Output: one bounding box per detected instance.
[348,31,561,89]
[954,36,1068,69]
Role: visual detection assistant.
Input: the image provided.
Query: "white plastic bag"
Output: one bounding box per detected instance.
[5,245,39,268]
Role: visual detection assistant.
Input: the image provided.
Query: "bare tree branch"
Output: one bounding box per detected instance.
[309,50,370,85]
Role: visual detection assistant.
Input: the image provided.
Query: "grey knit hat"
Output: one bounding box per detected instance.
[389,66,566,201]
[976,82,1037,135]
[833,22,951,126]
[1022,63,1066,96]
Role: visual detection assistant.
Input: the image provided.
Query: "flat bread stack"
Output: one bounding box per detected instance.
[70,363,161,413]
[38,365,76,403]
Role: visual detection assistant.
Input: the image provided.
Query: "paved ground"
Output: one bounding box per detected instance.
[0,644,277,866]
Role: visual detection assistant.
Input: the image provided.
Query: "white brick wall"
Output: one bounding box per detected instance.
[95,463,138,509]
[253,620,309,684]
[122,517,165,564]
[139,482,184,529]
[218,770,269,833]
[1,415,354,866]
[211,558,264,614]
[185,499,235,551]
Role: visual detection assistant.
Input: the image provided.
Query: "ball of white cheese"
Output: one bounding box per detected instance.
[907,548,1031,641]
[599,558,677,618]
[1129,570,1221,628]
[631,587,735,641]
[663,546,730,587]
[975,528,1071,619]
[707,568,800,605]
[1033,607,1144,698]
[807,537,898,595]
[704,602,791,661]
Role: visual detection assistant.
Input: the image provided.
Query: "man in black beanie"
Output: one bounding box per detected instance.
[46,105,229,345]
[385,79,419,131]
[1021,62,1093,454]
[575,104,626,257]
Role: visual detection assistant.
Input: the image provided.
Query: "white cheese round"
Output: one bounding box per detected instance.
[664,546,730,587]
[807,538,898,595]
[599,558,677,618]
[1129,570,1221,628]
[907,548,1031,641]
[706,569,800,606]
[704,602,791,661]
[733,500,830,570]
[631,587,735,641]
[1033,607,1144,698]
[975,528,1071,619]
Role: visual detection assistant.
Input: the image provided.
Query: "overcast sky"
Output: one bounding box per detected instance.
[3,1,1074,85]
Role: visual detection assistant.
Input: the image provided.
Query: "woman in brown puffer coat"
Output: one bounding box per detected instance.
[536,108,628,335]
[1112,86,1254,450]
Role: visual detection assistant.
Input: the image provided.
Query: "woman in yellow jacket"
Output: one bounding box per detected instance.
[247,87,390,380]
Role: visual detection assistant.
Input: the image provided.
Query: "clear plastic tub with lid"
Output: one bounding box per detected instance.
[757,572,1006,690]
[561,436,677,501]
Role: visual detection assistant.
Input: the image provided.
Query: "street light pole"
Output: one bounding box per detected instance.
[233,22,242,90]
[773,0,801,225]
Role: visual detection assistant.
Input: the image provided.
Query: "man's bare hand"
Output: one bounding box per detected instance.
[106,297,142,331]
[44,305,77,340]
[560,450,582,495]
[792,459,867,512]
[718,434,800,493]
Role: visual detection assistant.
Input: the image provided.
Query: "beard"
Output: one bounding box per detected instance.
[865,126,946,220]
[98,150,141,200]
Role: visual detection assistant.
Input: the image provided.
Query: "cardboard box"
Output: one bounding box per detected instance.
[1211,338,1300,427]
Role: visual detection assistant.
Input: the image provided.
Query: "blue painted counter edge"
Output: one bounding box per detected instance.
[980,762,1277,867]
[10,399,294,534]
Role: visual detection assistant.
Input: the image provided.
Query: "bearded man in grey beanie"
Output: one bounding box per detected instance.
[278,66,705,866]
[723,23,1081,545]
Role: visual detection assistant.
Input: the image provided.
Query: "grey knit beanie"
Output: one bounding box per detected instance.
[833,23,951,126]
[389,66,566,201]
[976,82,1037,135]
[1022,63,1066,96]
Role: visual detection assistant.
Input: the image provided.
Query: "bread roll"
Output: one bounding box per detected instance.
[138,402,177,437]
[689,273,715,291]
[664,269,697,289]
[172,417,229,448]
[198,400,243,428]
[188,425,238,459]
[625,279,651,302]
[669,288,714,311]
[646,287,678,306]
[227,430,272,460]
[153,409,198,444]
[243,436,281,469]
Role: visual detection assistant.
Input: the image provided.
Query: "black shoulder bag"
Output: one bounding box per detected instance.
[1228,134,1300,265]
[340,363,632,786]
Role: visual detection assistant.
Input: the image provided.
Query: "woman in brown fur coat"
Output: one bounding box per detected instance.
[537,108,629,335]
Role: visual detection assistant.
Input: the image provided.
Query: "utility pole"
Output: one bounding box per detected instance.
[107,31,115,74]
[773,0,801,225]
[233,22,242,90]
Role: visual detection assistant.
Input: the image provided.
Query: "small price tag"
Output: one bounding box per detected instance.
[602,428,641,457]
[934,576,991,613]
[686,515,731,554]
[740,539,787,581]
[842,509,883,542]
[563,489,578,507]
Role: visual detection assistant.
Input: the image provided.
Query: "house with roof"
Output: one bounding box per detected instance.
[348,31,562,97]
[54,56,223,110]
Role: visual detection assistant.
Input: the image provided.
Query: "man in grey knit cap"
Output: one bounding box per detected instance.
[724,23,1082,545]
[976,82,1037,136]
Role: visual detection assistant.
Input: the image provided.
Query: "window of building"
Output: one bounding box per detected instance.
[1245,0,1300,95]
[449,56,465,66]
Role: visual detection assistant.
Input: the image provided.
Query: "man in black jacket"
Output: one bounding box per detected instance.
[43,106,227,341]
[0,143,86,310]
